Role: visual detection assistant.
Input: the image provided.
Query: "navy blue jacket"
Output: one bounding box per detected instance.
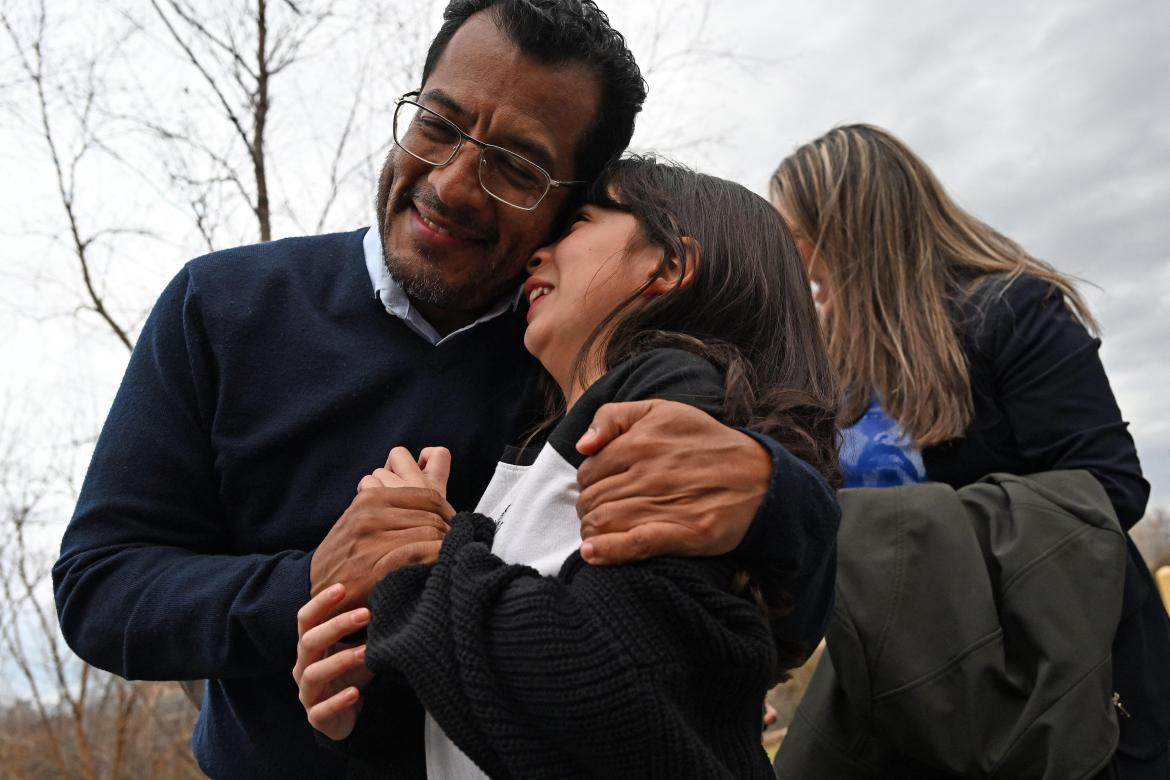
[53,229,840,778]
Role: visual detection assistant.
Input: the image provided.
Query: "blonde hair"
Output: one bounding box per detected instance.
[770,124,1095,447]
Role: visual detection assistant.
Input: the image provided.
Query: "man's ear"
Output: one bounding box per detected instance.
[645,236,700,296]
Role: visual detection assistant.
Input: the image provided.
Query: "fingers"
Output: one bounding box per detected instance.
[298,644,367,700]
[299,644,370,742]
[310,486,456,612]
[307,685,362,740]
[373,523,445,550]
[373,539,444,578]
[419,447,451,495]
[385,446,423,479]
[371,467,407,489]
[297,583,346,642]
[294,589,365,685]
[579,522,698,566]
[418,446,449,473]
[577,416,669,492]
[575,402,767,565]
[575,400,658,456]
[356,487,455,527]
[379,446,450,494]
[297,608,371,677]
[357,474,383,492]
[577,458,685,523]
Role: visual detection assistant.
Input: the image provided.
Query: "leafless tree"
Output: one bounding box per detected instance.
[0,0,781,770]
[143,0,331,242]
[122,0,439,247]
[624,0,784,160]
[1,0,142,351]
[0,408,201,778]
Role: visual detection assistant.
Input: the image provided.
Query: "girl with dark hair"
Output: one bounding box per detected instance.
[293,157,840,778]
[770,124,1170,779]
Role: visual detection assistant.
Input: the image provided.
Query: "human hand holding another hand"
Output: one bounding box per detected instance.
[574,400,771,565]
[294,583,374,741]
[309,447,454,612]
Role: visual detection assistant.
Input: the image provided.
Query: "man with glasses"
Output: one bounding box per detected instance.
[393,91,589,212]
[54,1,840,777]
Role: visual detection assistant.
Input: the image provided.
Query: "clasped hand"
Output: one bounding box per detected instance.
[297,402,774,740]
[309,446,453,612]
[297,446,451,740]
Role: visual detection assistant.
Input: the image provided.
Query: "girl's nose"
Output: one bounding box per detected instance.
[527,247,550,272]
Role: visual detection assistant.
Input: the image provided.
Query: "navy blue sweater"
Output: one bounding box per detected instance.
[53,229,840,778]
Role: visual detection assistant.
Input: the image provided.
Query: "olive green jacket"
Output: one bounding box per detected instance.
[775,471,1126,779]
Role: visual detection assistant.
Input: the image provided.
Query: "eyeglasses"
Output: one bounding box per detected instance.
[392,91,587,211]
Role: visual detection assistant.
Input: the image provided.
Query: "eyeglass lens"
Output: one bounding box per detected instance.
[393,101,550,210]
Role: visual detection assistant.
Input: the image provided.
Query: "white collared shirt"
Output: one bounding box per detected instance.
[362,225,522,344]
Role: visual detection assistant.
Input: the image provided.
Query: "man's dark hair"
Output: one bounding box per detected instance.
[422,0,646,181]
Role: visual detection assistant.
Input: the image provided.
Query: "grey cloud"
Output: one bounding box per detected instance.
[626,0,1170,504]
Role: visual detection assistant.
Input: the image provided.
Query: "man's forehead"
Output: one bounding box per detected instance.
[420,12,601,175]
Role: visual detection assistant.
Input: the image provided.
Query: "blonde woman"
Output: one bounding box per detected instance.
[771,124,1170,779]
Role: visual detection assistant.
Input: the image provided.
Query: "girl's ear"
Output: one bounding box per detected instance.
[645,236,700,296]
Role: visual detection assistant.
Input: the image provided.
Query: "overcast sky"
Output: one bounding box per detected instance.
[0,0,1167,708]
[615,0,1170,505]
[2,0,1168,516]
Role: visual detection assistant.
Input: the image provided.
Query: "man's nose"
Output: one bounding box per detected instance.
[428,144,489,211]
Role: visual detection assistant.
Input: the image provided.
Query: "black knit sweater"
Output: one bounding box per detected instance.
[340,349,789,778]
[349,512,778,779]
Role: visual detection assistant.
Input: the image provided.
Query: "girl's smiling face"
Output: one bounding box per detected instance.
[523,204,663,406]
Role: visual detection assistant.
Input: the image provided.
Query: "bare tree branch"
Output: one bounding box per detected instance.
[149,0,253,155]
[313,48,369,232]
[160,0,258,82]
[251,0,271,239]
[1,0,134,351]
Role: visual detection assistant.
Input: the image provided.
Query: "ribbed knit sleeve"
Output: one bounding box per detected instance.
[357,512,777,779]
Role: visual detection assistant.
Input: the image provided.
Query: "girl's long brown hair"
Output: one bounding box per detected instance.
[531,156,840,678]
[771,124,1095,447]
[562,156,841,485]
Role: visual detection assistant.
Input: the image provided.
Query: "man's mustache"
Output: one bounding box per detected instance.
[400,183,499,245]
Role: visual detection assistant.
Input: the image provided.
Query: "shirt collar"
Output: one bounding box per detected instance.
[363,224,522,346]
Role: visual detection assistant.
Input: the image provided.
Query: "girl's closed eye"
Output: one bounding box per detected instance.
[566,209,590,230]
[523,205,662,408]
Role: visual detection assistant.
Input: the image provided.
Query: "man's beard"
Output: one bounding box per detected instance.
[383,244,520,315]
[379,174,521,313]
[384,245,448,306]
[377,153,520,313]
